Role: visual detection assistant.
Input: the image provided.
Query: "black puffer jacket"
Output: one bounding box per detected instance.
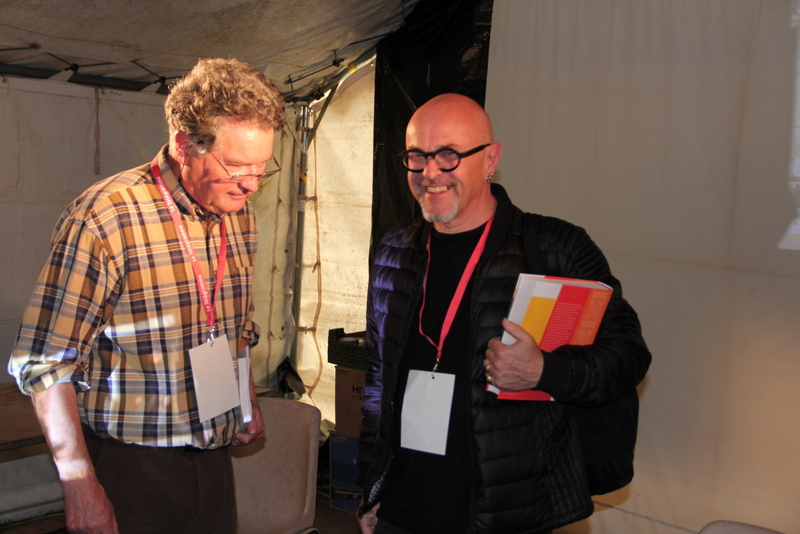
[358,184,651,533]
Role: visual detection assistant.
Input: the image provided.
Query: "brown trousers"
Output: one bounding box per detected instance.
[82,425,237,534]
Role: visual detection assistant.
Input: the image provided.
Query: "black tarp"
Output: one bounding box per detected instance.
[369,0,494,263]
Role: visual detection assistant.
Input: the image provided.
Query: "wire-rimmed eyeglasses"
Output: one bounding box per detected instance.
[399,144,490,173]
[208,151,281,186]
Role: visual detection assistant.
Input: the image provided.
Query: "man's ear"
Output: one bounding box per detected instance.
[174,131,194,165]
[486,141,503,176]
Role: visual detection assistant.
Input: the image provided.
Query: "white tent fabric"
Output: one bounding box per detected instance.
[0,77,168,524]
[250,70,375,431]
[487,0,799,532]
[0,0,415,98]
[0,77,167,367]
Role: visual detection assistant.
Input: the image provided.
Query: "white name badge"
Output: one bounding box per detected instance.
[189,334,240,423]
[237,345,252,424]
[400,370,455,456]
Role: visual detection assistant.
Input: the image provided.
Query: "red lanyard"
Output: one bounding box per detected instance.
[151,157,227,343]
[419,217,494,372]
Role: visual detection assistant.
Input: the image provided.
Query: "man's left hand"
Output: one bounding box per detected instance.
[232,376,265,446]
[484,319,544,391]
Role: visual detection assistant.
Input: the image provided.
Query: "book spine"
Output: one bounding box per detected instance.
[538,284,590,351]
[570,288,612,346]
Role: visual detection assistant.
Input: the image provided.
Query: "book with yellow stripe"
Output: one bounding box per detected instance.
[488,274,612,401]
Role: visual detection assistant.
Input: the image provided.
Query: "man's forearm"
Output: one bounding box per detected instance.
[32,382,120,533]
[31,382,95,482]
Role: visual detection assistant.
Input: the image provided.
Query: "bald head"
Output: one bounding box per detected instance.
[407,93,494,148]
[404,93,502,233]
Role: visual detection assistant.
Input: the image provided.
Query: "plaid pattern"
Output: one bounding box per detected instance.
[8,146,259,448]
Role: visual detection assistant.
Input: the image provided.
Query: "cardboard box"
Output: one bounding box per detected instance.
[329,431,363,492]
[335,366,364,437]
[328,328,367,370]
[330,486,362,514]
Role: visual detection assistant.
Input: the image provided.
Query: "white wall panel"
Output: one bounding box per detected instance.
[487,1,800,532]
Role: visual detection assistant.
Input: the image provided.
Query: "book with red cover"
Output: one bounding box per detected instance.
[487,274,612,401]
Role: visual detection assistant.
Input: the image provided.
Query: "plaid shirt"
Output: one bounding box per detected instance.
[8,146,259,448]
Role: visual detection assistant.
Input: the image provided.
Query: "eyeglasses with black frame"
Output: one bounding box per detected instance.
[399,144,491,173]
[207,150,282,186]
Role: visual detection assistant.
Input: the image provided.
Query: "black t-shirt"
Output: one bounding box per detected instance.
[378,224,485,533]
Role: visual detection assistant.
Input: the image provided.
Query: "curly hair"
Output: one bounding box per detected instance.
[165,58,285,152]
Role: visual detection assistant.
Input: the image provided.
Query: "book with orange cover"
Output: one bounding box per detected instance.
[487,274,612,401]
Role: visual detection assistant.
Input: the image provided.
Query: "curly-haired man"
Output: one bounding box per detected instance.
[9,58,285,533]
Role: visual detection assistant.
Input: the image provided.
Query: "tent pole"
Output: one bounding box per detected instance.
[288,77,341,364]
[290,103,311,362]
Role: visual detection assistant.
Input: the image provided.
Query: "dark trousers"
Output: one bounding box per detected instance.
[82,425,236,534]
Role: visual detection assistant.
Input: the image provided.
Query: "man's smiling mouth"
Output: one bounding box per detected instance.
[425,185,453,193]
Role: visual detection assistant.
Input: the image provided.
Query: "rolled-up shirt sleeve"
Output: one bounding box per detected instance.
[9,215,120,395]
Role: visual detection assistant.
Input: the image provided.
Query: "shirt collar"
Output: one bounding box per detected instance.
[153,144,222,222]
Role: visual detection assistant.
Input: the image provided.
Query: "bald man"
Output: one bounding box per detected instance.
[356,94,651,534]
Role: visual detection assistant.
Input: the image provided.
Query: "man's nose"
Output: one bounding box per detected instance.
[238,175,260,193]
[422,156,442,177]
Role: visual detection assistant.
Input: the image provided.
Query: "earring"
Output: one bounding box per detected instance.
[486,174,493,183]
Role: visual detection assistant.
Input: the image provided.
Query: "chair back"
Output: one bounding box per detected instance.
[232,397,321,534]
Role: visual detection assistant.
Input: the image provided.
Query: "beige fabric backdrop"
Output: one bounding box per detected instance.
[1,78,167,383]
[0,77,167,524]
[486,1,800,533]
[285,70,375,434]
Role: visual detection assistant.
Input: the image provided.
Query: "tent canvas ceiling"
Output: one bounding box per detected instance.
[0,0,418,98]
